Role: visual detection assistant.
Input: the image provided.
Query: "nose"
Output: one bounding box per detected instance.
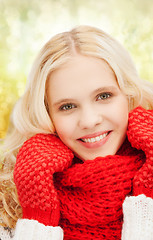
[78,106,103,130]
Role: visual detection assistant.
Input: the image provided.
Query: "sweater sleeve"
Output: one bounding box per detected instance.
[121,194,153,240]
[12,219,63,240]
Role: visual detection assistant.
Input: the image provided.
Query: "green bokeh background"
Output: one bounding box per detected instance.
[0,0,153,139]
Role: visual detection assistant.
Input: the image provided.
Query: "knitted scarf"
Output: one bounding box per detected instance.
[54,140,145,240]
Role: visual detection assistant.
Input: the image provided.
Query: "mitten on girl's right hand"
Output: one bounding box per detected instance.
[14,133,74,226]
[127,106,153,198]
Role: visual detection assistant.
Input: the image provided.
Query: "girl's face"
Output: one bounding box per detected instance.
[47,54,129,160]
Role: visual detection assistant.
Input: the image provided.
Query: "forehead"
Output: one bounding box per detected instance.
[47,54,118,99]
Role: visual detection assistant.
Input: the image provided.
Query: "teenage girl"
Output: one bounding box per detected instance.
[0,25,153,240]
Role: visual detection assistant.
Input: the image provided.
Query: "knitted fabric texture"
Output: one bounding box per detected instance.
[14,134,74,226]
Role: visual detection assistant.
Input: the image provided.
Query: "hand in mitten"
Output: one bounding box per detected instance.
[14,133,74,226]
[127,106,153,198]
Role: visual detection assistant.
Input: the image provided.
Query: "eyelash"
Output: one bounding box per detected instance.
[96,92,112,101]
[59,92,112,111]
[59,103,76,111]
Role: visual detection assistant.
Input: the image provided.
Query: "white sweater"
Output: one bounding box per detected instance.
[0,195,153,240]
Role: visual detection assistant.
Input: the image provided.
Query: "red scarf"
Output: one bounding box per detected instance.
[54,140,145,240]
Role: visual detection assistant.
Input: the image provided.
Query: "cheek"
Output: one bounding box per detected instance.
[110,98,129,130]
[117,103,129,132]
[53,115,75,140]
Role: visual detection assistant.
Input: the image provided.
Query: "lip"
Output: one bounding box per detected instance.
[77,131,112,149]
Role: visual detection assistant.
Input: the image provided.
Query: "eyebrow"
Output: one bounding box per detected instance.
[53,85,119,107]
[92,86,118,95]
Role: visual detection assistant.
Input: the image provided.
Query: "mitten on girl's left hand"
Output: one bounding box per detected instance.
[127,106,153,198]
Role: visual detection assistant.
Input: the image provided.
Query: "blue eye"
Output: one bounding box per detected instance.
[60,103,76,111]
[97,93,111,100]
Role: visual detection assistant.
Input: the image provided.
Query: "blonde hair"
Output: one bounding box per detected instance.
[0,25,153,228]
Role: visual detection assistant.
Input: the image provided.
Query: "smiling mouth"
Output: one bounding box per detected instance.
[79,131,111,143]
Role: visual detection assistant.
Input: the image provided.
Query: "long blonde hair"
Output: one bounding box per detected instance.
[1,25,153,228]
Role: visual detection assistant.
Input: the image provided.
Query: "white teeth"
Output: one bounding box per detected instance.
[82,133,108,143]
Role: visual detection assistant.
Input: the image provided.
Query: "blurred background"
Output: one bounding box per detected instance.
[0,0,153,139]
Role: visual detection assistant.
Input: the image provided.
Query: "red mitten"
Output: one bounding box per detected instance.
[14,133,74,226]
[127,106,153,198]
